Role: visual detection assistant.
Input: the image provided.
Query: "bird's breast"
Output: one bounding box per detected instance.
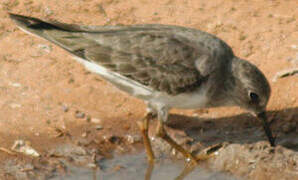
[150,85,210,109]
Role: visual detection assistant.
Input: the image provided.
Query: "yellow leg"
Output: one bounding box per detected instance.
[155,119,198,162]
[138,105,223,180]
[137,112,155,164]
[145,160,154,180]
[174,143,223,180]
[175,161,197,180]
[155,107,222,164]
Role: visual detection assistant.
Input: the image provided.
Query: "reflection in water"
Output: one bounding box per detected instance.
[145,162,154,180]
[174,161,197,180]
[52,152,239,180]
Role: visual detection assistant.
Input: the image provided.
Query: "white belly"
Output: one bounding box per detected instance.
[150,87,209,109]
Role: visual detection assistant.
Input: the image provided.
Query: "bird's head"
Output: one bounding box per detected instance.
[227,57,275,146]
[229,58,271,114]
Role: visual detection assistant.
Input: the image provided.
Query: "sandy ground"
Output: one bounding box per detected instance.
[0,0,297,179]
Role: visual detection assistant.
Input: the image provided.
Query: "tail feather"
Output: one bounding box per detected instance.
[9,13,60,38]
[9,13,97,58]
[9,13,87,32]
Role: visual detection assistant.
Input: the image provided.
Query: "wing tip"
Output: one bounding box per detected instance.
[9,13,34,25]
[8,13,53,31]
[8,12,21,20]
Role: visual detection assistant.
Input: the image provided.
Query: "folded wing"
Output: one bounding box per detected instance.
[10,13,213,95]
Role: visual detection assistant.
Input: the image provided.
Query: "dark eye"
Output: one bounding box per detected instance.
[249,92,259,103]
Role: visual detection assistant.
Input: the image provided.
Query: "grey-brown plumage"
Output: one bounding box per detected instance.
[9,14,234,95]
[9,13,275,151]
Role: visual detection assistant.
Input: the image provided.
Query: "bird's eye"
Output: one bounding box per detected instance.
[249,92,259,103]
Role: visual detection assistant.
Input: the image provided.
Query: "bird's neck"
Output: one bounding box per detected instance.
[220,57,242,106]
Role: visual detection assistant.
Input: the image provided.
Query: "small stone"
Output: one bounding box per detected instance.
[125,134,141,144]
[37,44,52,53]
[290,45,297,50]
[91,118,102,124]
[87,163,97,168]
[241,48,252,57]
[9,82,21,87]
[82,132,88,137]
[44,7,54,16]
[75,111,85,119]
[11,140,40,157]
[239,33,247,41]
[95,125,103,130]
[86,115,91,122]
[62,104,69,112]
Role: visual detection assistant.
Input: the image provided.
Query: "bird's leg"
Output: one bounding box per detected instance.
[156,119,197,162]
[145,160,154,180]
[174,160,197,180]
[156,107,222,163]
[137,112,155,164]
[155,107,198,163]
[174,144,223,180]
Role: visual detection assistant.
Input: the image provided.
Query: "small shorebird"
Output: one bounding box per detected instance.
[9,13,275,163]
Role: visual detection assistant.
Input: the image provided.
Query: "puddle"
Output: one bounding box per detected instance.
[51,152,239,180]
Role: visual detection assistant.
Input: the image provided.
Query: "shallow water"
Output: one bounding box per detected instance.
[52,152,239,180]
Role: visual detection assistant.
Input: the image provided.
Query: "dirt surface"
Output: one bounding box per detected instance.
[0,0,297,179]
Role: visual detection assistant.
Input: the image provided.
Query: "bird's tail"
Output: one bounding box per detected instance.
[9,13,61,38]
[9,13,88,33]
[9,13,98,57]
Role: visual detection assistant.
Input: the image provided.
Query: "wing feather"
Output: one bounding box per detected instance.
[10,13,230,95]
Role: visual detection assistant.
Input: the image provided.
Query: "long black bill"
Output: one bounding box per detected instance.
[257,112,276,146]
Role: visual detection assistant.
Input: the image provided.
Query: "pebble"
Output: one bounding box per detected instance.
[81,132,88,138]
[61,104,69,112]
[11,140,40,157]
[95,125,103,130]
[290,44,297,50]
[87,163,97,168]
[86,115,91,122]
[44,7,54,16]
[37,44,52,53]
[9,82,21,87]
[91,118,102,124]
[75,111,85,119]
[125,134,141,144]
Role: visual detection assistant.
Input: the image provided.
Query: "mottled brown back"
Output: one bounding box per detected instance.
[10,14,232,95]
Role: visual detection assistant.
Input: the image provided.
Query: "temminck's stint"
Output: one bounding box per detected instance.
[10,13,275,164]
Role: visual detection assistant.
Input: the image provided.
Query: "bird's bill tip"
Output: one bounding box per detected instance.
[256,111,276,146]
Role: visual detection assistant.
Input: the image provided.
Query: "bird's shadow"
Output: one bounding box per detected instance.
[166,107,298,151]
